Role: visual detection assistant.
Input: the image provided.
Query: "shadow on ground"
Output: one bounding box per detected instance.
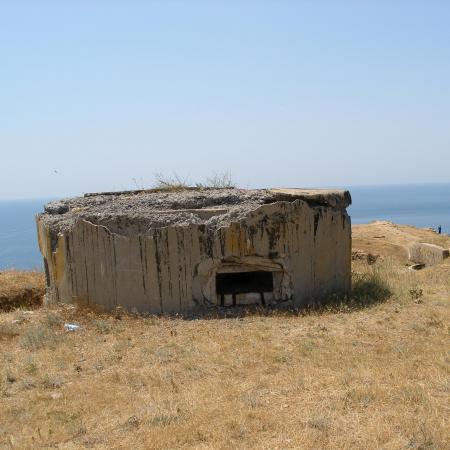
[1,269,392,320]
[145,271,393,320]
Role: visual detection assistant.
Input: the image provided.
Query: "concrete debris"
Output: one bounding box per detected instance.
[408,242,450,266]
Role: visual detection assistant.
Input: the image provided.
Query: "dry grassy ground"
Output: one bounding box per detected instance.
[0,223,449,450]
[352,220,450,263]
[0,270,44,312]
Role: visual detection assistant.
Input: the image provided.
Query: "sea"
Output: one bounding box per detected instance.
[1,183,449,270]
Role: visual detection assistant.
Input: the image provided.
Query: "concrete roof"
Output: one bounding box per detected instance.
[39,188,351,236]
[269,188,351,209]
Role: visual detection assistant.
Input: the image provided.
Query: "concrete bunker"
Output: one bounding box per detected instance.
[36,188,352,313]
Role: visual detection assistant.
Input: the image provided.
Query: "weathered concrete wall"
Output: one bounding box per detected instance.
[37,191,351,313]
[408,242,449,266]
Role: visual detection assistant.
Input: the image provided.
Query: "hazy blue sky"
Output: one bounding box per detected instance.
[1,1,449,199]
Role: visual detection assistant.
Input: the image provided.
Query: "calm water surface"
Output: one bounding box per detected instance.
[0,184,449,270]
[348,184,450,231]
[0,198,52,270]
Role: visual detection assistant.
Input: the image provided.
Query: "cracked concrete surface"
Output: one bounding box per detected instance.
[39,188,351,237]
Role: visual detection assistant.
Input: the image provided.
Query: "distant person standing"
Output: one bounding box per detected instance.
[438,225,442,234]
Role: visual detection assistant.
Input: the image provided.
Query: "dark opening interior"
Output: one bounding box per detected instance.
[216,271,274,306]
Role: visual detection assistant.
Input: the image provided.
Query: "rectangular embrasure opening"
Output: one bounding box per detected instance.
[216,271,274,306]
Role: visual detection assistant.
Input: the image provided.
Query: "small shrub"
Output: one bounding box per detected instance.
[6,372,17,383]
[153,172,189,191]
[92,319,113,334]
[21,326,58,350]
[125,415,140,429]
[203,171,234,188]
[153,171,235,190]
[242,390,265,408]
[409,288,423,301]
[45,312,63,328]
[307,416,330,431]
[0,322,20,339]
[42,374,64,389]
[401,385,427,405]
[273,353,292,365]
[24,356,38,375]
[149,414,179,427]
[426,318,443,328]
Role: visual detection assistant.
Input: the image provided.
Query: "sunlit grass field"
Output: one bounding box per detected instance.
[1,224,449,449]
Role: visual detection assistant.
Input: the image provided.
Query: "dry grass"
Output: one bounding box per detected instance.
[153,171,235,191]
[0,226,449,449]
[352,220,450,263]
[0,270,45,311]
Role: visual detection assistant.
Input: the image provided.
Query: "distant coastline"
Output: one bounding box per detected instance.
[348,183,450,233]
[0,183,449,270]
